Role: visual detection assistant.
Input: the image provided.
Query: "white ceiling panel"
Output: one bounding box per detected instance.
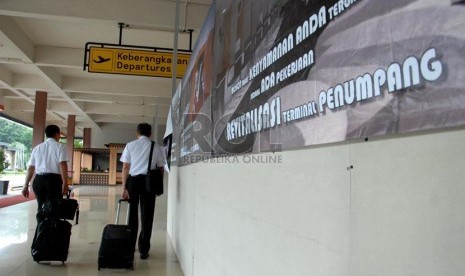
[0,0,211,135]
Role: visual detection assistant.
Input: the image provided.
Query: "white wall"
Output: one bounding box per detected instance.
[91,123,166,148]
[167,127,465,276]
[350,129,465,276]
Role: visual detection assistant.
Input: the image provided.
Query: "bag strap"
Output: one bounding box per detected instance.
[147,141,155,174]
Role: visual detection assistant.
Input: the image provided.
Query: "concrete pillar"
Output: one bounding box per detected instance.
[83,128,91,148]
[10,152,15,172]
[32,91,47,147]
[66,115,76,181]
[72,151,81,184]
[108,146,117,185]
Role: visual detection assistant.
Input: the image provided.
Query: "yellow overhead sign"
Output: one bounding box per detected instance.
[88,47,190,78]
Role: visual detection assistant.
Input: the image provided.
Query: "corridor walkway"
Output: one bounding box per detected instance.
[0,185,184,276]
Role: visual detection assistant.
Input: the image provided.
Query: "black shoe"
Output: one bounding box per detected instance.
[140,253,149,260]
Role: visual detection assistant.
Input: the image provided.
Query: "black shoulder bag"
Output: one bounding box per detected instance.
[146,141,164,196]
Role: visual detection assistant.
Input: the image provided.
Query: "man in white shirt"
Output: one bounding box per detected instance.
[22,125,69,217]
[120,123,166,260]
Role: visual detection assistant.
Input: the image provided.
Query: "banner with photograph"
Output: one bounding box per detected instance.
[170,3,215,165]
[170,0,465,164]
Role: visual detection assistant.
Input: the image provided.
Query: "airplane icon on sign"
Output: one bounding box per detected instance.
[93,56,111,63]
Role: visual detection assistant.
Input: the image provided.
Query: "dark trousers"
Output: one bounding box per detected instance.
[32,174,62,221]
[126,175,156,255]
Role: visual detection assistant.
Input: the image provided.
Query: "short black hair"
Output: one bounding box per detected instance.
[137,123,151,137]
[45,125,60,138]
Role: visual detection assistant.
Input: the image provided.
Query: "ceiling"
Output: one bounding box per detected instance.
[0,0,212,136]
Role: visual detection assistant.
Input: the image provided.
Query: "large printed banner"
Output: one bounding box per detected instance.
[170,0,465,165]
[170,4,215,165]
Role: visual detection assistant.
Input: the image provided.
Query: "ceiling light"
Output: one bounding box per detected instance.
[0,57,27,64]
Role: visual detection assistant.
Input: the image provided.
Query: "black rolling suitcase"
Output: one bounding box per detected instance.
[32,196,75,264]
[31,217,72,264]
[98,199,134,270]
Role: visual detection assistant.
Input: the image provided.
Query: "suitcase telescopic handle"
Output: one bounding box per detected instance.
[116,199,130,225]
[65,187,73,199]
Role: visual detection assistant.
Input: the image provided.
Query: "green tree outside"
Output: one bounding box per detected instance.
[0,118,33,149]
[74,139,83,148]
[0,118,83,169]
[0,118,33,167]
[59,138,83,148]
[0,148,10,177]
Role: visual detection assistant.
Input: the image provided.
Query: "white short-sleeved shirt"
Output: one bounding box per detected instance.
[120,136,166,175]
[28,138,68,174]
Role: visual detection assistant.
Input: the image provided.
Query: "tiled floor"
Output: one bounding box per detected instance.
[0,185,184,276]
